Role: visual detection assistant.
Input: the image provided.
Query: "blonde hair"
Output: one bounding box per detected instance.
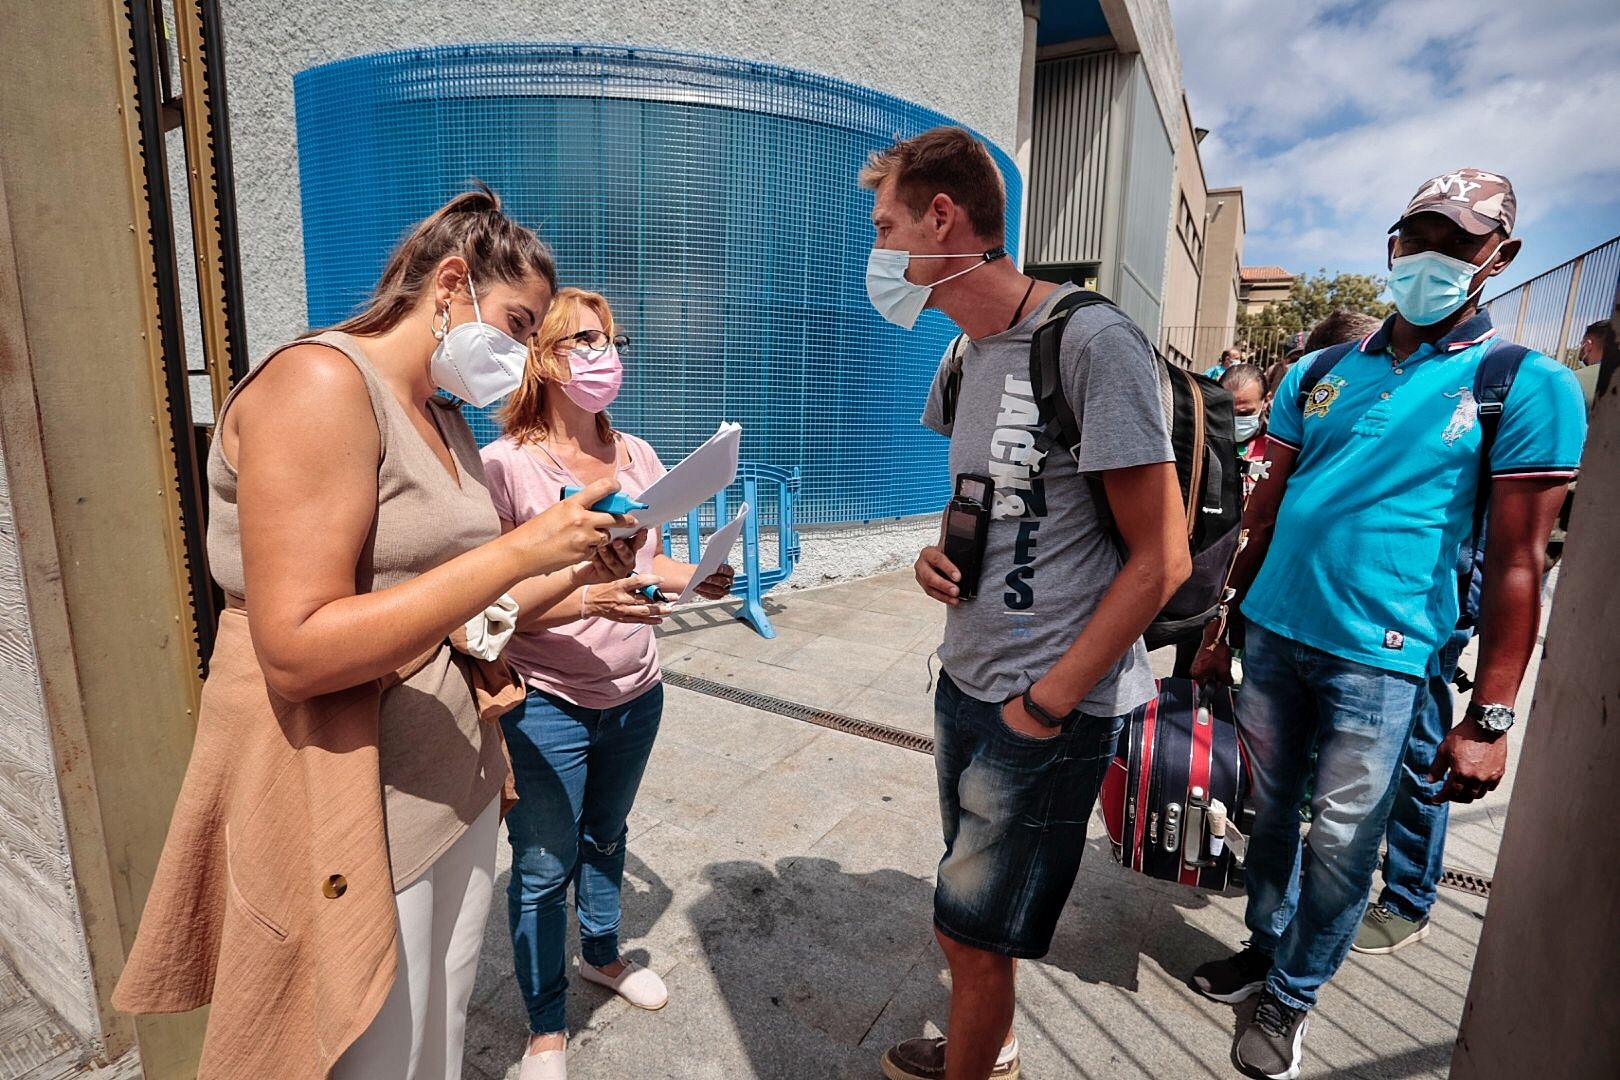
[500,287,618,445]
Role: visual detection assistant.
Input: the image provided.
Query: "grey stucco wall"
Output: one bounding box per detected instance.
[218,0,1027,360]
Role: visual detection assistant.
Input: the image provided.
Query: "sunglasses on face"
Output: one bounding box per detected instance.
[557,330,630,357]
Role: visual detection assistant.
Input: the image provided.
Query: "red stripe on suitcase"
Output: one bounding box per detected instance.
[1132,693,1159,872]
[1180,697,1215,887]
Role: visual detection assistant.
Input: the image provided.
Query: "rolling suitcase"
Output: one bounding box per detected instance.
[1099,678,1249,890]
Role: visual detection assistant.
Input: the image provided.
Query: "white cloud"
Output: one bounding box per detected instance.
[1171,0,1620,276]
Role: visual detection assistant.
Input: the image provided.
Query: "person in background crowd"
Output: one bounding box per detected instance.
[1353,537,1481,956]
[1222,363,1270,501]
[1189,169,1586,1080]
[1281,331,1308,365]
[1206,347,1241,379]
[864,125,1189,1080]
[1594,319,1619,400]
[481,289,734,1080]
[1302,310,1386,355]
[1164,362,1271,679]
[113,187,633,1080]
[1574,319,1609,408]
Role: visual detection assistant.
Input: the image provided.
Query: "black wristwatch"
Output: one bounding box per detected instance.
[1465,701,1516,737]
[1021,687,1068,729]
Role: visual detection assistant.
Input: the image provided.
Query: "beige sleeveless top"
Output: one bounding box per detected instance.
[208,331,508,889]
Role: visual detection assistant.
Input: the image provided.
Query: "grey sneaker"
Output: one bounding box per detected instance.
[880,1037,1020,1080]
[1233,992,1309,1080]
[1352,904,1430,955]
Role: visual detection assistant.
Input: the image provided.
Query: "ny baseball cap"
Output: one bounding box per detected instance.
[1390,168,1516,236]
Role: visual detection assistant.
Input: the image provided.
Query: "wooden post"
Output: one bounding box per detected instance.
[0,0,215,1074]
[1452,302,1620,1077]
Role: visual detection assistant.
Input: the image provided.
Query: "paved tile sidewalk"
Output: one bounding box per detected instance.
[462,571,1530,1079]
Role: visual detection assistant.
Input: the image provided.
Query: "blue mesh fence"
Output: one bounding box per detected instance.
[294,43,1022,524]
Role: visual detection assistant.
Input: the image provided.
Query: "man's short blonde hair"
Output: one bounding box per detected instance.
[860,126,1006,244]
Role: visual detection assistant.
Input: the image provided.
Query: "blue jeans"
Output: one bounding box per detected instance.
[1379,626,1473,921]
[501,683,663,1034]
[932,671,1125,959]
[1238,623,1425,1011]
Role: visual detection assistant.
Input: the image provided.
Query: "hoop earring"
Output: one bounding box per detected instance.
[432,302,451,341]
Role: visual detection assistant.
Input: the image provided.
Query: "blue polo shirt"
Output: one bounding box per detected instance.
[1243,313,1586,676]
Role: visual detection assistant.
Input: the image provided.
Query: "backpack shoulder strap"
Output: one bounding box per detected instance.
[1468,339,1531,543]
[1294,340,1360,411]
[938,333,968,429]
[1028,289,1114,473]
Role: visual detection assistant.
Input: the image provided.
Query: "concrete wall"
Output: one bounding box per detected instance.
[1160,95,1206,362]
[217,0,1027,360]
[1098,0,1181,140]
[1195,186,1244,365]
[1240,278,1293,315]
[1452,376,1619,1078]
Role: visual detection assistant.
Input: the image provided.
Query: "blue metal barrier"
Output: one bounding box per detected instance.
[662,463,801,638]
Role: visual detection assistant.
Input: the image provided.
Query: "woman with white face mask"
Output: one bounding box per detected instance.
[113,186,641,1080]
[480,289,734,1080]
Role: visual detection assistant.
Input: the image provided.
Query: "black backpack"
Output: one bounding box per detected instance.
[941,290,1244,650]
[1295,335,1529,617]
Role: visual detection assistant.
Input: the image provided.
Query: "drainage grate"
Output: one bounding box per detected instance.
[1438,867,1492,897]
[663,670,936,755]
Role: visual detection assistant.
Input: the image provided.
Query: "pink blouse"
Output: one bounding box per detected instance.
[480,434,668,709]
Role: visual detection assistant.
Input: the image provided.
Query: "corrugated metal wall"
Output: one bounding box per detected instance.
[1112,60,1174,338]
[1026,52,1113,266]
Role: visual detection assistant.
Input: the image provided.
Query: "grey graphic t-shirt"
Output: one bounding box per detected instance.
[921,286,1173,715]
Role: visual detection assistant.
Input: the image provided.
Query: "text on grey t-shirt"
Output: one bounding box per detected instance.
[920,285,1174,715]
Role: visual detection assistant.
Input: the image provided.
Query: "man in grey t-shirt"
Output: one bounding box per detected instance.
[920,292,1171,715]
[861,127,1190,1080]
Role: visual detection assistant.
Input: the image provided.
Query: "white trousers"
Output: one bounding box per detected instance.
[333,798,499,1080]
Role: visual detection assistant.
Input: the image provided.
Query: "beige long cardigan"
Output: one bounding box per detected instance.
[113,600,520,1077]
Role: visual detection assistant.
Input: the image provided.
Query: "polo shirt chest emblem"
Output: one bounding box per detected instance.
[1442,386,1478,446]
[1304,375,1347,419]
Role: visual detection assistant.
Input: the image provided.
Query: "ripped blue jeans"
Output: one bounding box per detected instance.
[501,683,663,1033]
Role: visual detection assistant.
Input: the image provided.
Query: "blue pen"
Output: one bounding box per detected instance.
[560,485,649,515]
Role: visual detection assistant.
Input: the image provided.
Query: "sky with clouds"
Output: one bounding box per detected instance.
[1168,0,1620,296]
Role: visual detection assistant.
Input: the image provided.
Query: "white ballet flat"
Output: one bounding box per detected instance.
[519,1048,566,1080]
[579,958,669,1010]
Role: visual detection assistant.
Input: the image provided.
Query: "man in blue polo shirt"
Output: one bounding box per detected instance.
[1187,169,1586,1080]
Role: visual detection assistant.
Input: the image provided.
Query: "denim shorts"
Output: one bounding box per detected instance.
[933,671,1126,959]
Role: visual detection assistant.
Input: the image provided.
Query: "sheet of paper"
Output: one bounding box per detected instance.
[611,421,741,540]
[674,503,748,605]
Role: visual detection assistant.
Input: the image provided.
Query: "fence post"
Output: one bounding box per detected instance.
[735,473,774,639]
[1555,255,1586,365]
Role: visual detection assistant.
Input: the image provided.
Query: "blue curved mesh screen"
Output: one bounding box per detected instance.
[294,44,1021,523]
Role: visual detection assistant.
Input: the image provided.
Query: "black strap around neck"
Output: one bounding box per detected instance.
[1008,278,1037,331]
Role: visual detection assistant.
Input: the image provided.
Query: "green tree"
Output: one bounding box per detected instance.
[1237,269,1394,360]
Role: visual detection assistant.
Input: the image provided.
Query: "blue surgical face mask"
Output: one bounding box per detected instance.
[1233,414,1263,444]
[1388,239,1503,327]
[866,247,1002,330]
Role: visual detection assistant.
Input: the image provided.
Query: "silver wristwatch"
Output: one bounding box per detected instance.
[1467,701,1516,736]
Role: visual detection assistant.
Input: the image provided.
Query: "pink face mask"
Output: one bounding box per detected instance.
[559,345,622,413]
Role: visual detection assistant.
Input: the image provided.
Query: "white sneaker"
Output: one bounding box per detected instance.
[518,1048,566,1080]
[579,958,669,1010]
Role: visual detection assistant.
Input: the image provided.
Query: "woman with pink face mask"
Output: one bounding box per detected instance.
[479,288,733,1080]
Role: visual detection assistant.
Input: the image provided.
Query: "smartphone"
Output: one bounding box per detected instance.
[941,473,992,600]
